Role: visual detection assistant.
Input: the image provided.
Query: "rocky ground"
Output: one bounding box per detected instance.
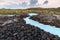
[0,14,60,40]
[30,14,60,28]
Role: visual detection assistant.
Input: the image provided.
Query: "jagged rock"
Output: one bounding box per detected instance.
[0,14,60,40]
[30,14,60,28]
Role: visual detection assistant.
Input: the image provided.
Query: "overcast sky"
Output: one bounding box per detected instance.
[0,0,60,9]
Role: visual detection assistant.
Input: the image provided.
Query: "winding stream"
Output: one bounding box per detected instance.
[24,13,60,37]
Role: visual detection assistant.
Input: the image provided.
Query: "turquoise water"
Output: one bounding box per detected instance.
[0,15,19,17]
[24,13,60,37]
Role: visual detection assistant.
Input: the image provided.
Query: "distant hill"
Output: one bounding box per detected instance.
[0,8,60,15]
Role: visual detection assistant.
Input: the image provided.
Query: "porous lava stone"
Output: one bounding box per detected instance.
[0,15,60,40]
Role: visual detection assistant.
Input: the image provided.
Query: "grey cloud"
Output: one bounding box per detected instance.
[43,0,48,4]
[29,0,38,7]
[18,2,29,9]
[20,2,27,7]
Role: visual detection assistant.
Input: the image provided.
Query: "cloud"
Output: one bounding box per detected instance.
[47,0,60,7]
[0,0,60,9]
[0,0,30,9]
[38,0,60,8]
[43,0,48,5]
[30,0,38,5]
[0,0,19,6]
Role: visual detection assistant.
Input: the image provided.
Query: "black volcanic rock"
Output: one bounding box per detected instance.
[0,15,60,40]
[0,23,60,40]
[30,14,60,28]
[18,14,29,18]
[0,14,28,26]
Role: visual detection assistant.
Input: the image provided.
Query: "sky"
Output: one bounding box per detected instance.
[0,0,60,9]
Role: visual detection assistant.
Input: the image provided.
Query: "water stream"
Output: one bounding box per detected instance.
[24,13,60,37]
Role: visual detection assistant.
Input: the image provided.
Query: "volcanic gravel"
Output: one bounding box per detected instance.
[30,14,60,28]
[0,15,60,40]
